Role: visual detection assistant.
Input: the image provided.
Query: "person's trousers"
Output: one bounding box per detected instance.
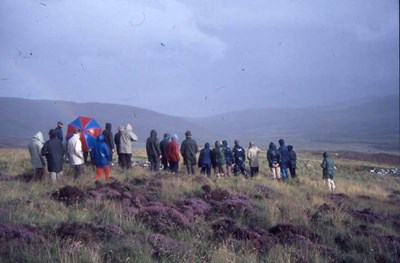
[120,154,132,169]
[326,178,336,191]
[50,171,63,183]
[281,167,289,180]
[95,166,110,181]
[250,166,259,177]
[289,167,296,178]
[270,166,281,179]
[73,164,83,179]
[169,161,179,174]
[34,168,44,181]
[185,160,195,175]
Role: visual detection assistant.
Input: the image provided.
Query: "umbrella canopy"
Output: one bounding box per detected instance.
[66,116,102,151]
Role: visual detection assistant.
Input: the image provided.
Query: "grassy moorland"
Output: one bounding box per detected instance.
[0,148,399,263]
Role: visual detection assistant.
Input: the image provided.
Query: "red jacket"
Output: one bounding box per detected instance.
[166,140,180,162]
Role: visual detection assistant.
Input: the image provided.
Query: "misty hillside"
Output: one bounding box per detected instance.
[192,94,399,152]
[0,98,220,148]
[0,95,399,153]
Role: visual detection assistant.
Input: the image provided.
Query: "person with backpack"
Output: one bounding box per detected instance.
[278,139,289,181]
[213,140,226,177]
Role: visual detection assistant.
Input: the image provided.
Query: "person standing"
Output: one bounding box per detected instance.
[159,133,171,171]
[321,152,336,192]
[28,131,46,181]
[232,139,248,177]
[267,142,281,180]
[288,145,297,179]
[166,134,180,174]
[119,124,138,170]
[247,141,261,177]
[102,123,115,164]
[91,134,111,182]
[146,129,162,172]
[55,121,64,141]
[222,140,234,177]
[198,142,213,177]
[67,128,84,180]
[41,129,65,183]
[180,130,198,175]
[114,125,124,167]
[213,140,226,177]
[278,139,290,181]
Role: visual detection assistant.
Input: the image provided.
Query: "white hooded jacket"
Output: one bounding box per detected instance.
[68,133,84,165]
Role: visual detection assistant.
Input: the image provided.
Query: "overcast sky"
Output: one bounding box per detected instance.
[0,0,398,117]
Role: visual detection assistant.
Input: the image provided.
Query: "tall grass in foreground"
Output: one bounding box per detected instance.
[0,148,399,262]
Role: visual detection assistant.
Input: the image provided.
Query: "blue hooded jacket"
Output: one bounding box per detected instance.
[91,134,110,168]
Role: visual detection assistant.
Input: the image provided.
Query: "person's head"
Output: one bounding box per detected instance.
[204,142,210,148]
[163,133,171,140]
[97,134,105,142]
[150,129,157,137]
[105,123,112,130]
[49,129,57,139]
[288,145,293,151]
[222,140,228,147]
[171,134,178,141]
[118,125,125,132]
[279,139,285,146]
[73,128,81,135]
[185,130,192,138]
[323,151,328,158]
[57,121,64,128]
[250,141,255,147]
[234,139,240,146]
[215,140,222,148]
[269,142,276,149]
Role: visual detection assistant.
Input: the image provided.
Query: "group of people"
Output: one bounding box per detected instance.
[28,122,336,191]
[28,121,138,183]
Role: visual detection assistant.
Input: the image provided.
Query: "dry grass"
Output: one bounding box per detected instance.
[0,148,399,262]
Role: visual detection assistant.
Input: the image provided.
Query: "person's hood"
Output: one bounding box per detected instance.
[105,123,112,130]
[204,142,210,148]
[279,139,285,146]
[171,134,178,141]
[126,124,133,131]
[323,151,328,158]
[288,145,293,151]
[163,133,171,141]
[269,142,276,150]
[215,140,222,148]
[33,131,44,143]
[150,129,157,138]
[97,134,105,142]
[222,140,228,147]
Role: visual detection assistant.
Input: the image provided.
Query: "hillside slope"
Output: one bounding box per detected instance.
[0,95,398,153]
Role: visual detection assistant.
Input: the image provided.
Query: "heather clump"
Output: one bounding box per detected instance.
[55,222,123,243]
[0,222,44,259]
[51,185,86,206]
[146,233,191,260]
[136,203,191,233]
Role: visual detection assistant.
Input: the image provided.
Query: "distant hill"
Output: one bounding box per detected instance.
[0,98,220,148]
[0,95,399,153]
[191,94,400,153]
